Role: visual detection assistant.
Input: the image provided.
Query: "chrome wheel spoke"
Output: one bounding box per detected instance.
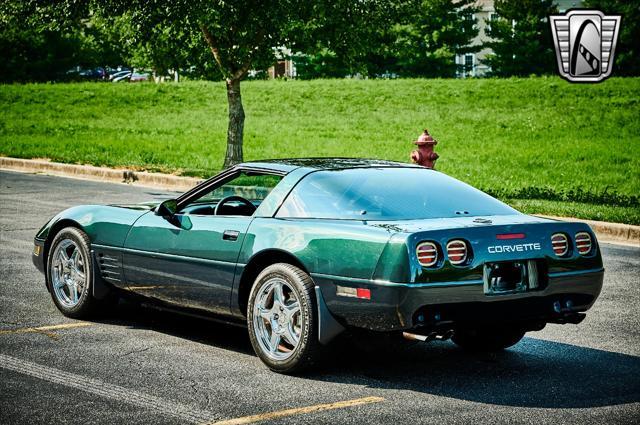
[69,283,79,304]
[282,324,299,347]
[70,249,79,264]
[283,300,300,319]
[273,283,285,304]
[58,248,70,263]
[70,250,85,280]
[258,306,272,321]
[269,332,281,353]
[72,265,85,281]
[53,277,66,289]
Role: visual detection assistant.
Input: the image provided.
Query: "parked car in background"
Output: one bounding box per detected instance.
[112,71,132,82]
[108,70,131,82]
[66,67,107,81]
[129,72,150,82]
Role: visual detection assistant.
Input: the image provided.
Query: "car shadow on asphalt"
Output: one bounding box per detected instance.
[93,300,255,355]
[317,336,640,409]
[96,302,640,409]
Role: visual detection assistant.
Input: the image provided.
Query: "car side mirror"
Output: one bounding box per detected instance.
[155,199,178,218]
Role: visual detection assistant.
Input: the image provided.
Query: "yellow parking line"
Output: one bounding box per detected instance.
[206,396,385,425]
[0,322,92,336]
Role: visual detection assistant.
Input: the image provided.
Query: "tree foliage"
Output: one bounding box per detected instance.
[291,0,398,77]
[99,0,390,166]
[485,0,558,76]
[387,0,480,77]
[584,0,640,76]
[293,0,480,79]
[0,0,90,82]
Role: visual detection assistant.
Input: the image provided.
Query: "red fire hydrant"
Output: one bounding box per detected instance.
[410,129,439,169]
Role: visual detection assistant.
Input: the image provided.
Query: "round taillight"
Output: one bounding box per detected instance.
[575,232,592,255]
[417,242,438,267]
[446,240,468,265]
[551,233,569,256]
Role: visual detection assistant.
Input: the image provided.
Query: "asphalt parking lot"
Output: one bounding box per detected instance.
[1,169,639,424]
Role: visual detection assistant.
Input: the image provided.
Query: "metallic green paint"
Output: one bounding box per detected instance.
[238,218,392,279]
[122,212,251,313]
[32,159,605,334]
[35,205,147,246]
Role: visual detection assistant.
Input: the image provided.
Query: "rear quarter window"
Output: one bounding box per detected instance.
[276,168,517,220]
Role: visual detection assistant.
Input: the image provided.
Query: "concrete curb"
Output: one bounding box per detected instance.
[538,215,639,247]
[2,156,638,247]
[0,157,202,192]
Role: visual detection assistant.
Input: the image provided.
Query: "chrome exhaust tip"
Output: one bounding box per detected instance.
[402,330,454,342]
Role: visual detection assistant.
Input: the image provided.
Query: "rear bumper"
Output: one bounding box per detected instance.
[314,268,604,332]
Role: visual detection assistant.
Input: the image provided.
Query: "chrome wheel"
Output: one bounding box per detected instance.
[50,239,87,308]
[252,277,303,361]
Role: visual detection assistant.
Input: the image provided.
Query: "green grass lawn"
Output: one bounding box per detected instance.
[1,77,639,224]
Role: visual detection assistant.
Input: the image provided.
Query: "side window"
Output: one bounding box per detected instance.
[276,171,378,219]
[180,172,282,216]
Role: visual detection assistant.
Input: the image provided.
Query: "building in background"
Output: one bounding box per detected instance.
[456,0,584,78]
[556,0,585,12]
[267,47,296,79]
[456,0,495,77]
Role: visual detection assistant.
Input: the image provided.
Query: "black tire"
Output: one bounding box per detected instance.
[452,327,526,352]
[46,227,105,318]
[247,263,323,373]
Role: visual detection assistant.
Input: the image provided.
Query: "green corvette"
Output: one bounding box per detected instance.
[32,159,604,372]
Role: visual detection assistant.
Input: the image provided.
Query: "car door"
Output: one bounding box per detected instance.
[121,170,282,314]
[122,213,250,314]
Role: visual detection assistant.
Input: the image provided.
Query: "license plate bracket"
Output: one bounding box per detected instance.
[483,260,539,295]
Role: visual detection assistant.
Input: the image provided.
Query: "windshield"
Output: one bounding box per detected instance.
[276,168,517,220]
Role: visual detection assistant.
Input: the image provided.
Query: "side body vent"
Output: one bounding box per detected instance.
[93,248,124,285]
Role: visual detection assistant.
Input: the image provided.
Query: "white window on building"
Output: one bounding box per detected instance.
[465,54,475,77]
[487,12,499,33]
[461,11,477,32]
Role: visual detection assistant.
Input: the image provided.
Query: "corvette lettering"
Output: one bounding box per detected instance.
[488,243,541,253]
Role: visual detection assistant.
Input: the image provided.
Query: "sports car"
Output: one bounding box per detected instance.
[32,158,604,372]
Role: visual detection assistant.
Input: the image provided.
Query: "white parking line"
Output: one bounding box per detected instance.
[0,353,218,424]
[0,353,385,425]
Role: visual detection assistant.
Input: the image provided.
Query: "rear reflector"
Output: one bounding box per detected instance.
[336,285,371,300]
[356,288,371,300]
[416,241,438,267]
[446,240,468,265]
[496,233,526,240]
[575,232,592,255]
[551,233,569,256]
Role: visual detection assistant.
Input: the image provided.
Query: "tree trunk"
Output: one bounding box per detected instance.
[223,78,245,168]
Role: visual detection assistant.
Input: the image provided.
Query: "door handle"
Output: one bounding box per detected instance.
[223,230,240,241]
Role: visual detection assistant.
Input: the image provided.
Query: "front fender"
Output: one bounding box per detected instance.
[35,205,148,247]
